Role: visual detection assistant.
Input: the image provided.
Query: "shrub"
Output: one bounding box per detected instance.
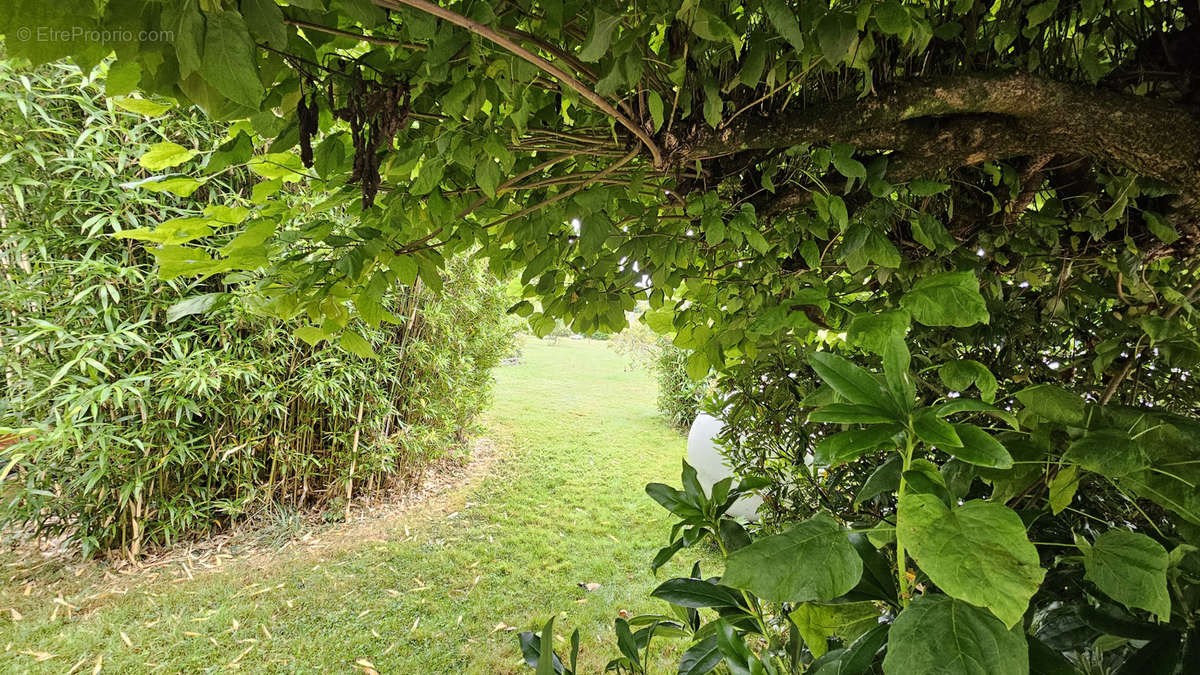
[613,319,707,431]
[0,61,516,557]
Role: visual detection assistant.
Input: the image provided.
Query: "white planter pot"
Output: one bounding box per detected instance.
[685,413,763,520]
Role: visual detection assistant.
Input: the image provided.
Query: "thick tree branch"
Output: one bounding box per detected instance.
[676,73,1200,207]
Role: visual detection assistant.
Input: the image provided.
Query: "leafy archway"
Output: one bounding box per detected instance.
[4,0,1199,672]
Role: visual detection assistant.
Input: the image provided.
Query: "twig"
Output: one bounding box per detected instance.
[373,0,664,166]
[283,18,423,48]
[477,148,641,232]
[721,58,822,130]
[1099,266,1200,404]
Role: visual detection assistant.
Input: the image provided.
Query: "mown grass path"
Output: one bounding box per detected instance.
[1,338,695,673]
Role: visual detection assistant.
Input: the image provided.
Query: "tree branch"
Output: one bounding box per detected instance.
[677,73,1200,205]
[373,0,664,166]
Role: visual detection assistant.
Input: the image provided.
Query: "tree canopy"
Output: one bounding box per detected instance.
[3,0,1196,408]
[6,2,1200,672]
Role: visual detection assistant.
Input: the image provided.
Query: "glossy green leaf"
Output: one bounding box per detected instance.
[913,409,962,448]
[808,351,895,411]
[679,634,722,675]
[814,425,902,467]
[855,454,901,504]
[651,578,743,609]
[950,424,1013,468]
[807,624,889,675]
[808,403,898,424]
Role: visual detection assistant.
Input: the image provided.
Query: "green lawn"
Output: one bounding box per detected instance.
[1,338,700,673]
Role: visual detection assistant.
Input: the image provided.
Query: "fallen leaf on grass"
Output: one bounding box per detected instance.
[20,650,56,662]
[577,582,601,591]
[119,632,132,648]
[8,608,22,621]
[355,658,379,674]
[491,622,518,633]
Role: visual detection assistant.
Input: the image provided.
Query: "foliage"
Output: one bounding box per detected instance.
[5,0,1200,671]
[0,61,515,556]
[614,318,708,430]
[526,318,1200,674]
[0,339,703,673]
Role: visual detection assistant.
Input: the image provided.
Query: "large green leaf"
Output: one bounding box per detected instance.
[808,404,897,424]
[814,425,902,467]
[950,424,1014,469]
[873,1,911,37]
[1080,530,1171,621]
[536,617,556,675]
[1014,385,1085,425]
[165,293,226,323]
[807,624,890,675]
[1063,429,1147,477]
[651,578,743,609]
[789,601,881,659]
[808,351,896,412]
[846,309,910,355]
[898,494,1044,627]
[139,142,197,170]
[882,594,1029,675]
[899,270,989,327]
[579,8,622,61]
[722,513,862,603]
[817,11,857,65]
[1047,465,1079,515]
[678,634,722,675]
[200,10,265,109]
[241,0,288,49]
[763,0,804,51]
[150,245,216,280]
[163,0,205,76]
[939,359,998,403]
[913,409,962,448]
[855,454,901,505]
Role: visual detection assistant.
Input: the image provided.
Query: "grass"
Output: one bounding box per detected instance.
[1,338,704,673]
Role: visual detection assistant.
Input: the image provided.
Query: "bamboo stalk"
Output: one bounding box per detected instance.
[345,401,365,521]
